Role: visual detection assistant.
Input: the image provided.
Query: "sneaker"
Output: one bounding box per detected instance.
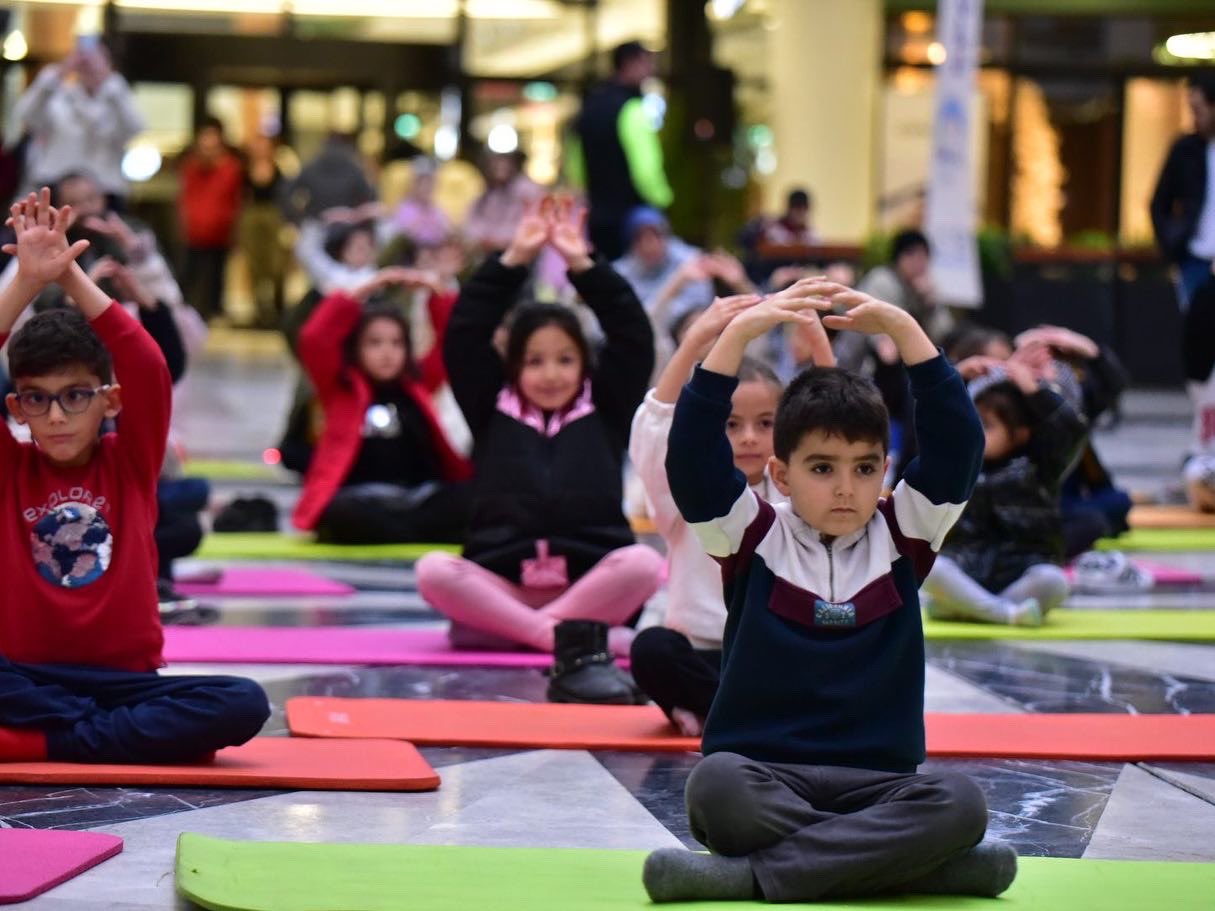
[157,577,197,613]
[1072,550,1153,594]
[1007,598,1043,627]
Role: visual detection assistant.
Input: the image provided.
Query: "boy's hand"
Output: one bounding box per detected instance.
[547,196,593,272]
[1015,325,1098,361]
[820,286,937,366]
[500,198,550,268]
[955,355,1004,381]
[680,294,762,360]
[703,251,753,293]
[722,283,833,344]
[3,189,90,291]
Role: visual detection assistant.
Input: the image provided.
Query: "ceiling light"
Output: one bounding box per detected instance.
[2,30,27,62]
[1165,32,1215,61]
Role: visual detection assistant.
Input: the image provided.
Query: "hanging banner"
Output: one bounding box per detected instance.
[924,0,985,308]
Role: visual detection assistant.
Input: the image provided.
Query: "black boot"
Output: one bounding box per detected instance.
[547,620,642,705]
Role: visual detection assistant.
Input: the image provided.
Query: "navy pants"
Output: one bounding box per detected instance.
[630,627,721,720]
[0,659,269,764]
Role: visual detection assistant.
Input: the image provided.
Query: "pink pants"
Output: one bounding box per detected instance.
[416,545,665,654]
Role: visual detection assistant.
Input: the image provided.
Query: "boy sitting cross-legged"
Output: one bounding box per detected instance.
[646,281,1016,903]
[0,189,268,764]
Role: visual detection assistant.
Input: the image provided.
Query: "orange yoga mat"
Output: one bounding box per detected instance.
[1129,504,1215,529]
[0,737,440,791]
[287,698,1215,761]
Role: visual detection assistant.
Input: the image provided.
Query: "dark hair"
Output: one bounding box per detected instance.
[505,304,591,386]
[774,367,889,461]
[1191,71,1215,106]
[8,309,113,384]
[50,171,99,206]
[787,188,811,210]
[342,304,416,381]
[973,381,1031,434]
[891,229,930,263]
[737,356,782,393]
[198,115,225,136]
[612,40,650,73]
[324,221,376,262]
[943,323,1011,363]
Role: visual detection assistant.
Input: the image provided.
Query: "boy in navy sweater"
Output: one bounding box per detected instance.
[645,281,1015,903]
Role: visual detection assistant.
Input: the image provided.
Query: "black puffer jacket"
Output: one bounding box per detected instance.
[444,256,654,583]
[942,386,1087,592]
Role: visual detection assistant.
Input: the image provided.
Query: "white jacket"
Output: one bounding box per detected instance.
[630,388,786,649]
[12,67,145,196]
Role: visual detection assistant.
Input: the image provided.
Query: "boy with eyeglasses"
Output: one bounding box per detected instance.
[0,189,268,764]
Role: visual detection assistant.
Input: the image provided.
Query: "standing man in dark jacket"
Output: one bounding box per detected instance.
[1151,71,1215,309]
[569,41,673,261]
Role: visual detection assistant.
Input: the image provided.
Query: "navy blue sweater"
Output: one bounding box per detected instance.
[666,355,984,772]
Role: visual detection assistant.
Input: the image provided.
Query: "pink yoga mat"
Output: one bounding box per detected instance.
[163,625,565,668]
[1065,559,1202,587]
[0,830,123,903]
[176,567,355,598]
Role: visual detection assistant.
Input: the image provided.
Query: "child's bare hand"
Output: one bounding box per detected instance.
[1015,325,1098,360]
[501,198,549,267]
[721,284,832,344]
[681,294,762,359]
[704,251,751,291]
[819,288,912,337]
[3,188,90,288]
[1001,357,1042,395]
[955,355,1004,381]
[546,196,592,269]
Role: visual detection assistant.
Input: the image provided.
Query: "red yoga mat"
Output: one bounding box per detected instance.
[287,697,1215,761]
[0,830,123,904]
[176,567,355,598]
[0,737,439,791]
[163,626,558,668]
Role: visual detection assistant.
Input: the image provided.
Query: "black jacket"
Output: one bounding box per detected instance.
[1151,133,1209,263]
[444,256,654,582]
[574,82,644,221]
[943,387,1088,592]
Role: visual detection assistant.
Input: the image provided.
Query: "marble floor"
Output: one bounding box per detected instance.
[3,335,1214,908]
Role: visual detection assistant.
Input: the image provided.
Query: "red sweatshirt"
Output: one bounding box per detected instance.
[0,304,171,670]
[179,152,244,248]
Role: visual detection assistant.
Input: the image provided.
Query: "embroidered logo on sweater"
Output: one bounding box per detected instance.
[814,599,857,627]
[29,502,113,588]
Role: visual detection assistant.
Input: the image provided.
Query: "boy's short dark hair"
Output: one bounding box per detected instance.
[973,380,1031,433]
[1191,71,1215,106]
[8,309,113,384]
[891,229,930,263]
[942,323,1011,362]
[612,40,650,73]
[774,367,889,461]
[787,188,811,210]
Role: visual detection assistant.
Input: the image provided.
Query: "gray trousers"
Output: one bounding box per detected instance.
[685,752,987,902]
[924,556,1069,623]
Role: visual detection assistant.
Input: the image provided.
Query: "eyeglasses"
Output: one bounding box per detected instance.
[15,385,111,417]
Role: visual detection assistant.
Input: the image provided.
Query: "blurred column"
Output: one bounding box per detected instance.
[766,0,882,242]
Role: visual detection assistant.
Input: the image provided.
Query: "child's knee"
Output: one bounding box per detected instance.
[416,551,466,596]
[929,772,988,847]
[686,752,754,819]
[606,544,665,586]
[217,677,271,741]
[629,626,685,669]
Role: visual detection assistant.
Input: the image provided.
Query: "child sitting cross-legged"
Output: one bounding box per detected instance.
[629,287,833,736]
[645,282,1016,903]
[0,189,269,764]
[417,197,665,705]
[923,354,1087,626]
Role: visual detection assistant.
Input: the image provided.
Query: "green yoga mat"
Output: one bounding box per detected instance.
[197,532,460,563]
[923,609,1215,641]
[1100,527,1215,552]
[175,835,1214,911]
[183,460,282,481]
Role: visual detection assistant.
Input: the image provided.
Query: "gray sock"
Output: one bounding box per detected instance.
[642,849,756,903]
[904,840,1018,897]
